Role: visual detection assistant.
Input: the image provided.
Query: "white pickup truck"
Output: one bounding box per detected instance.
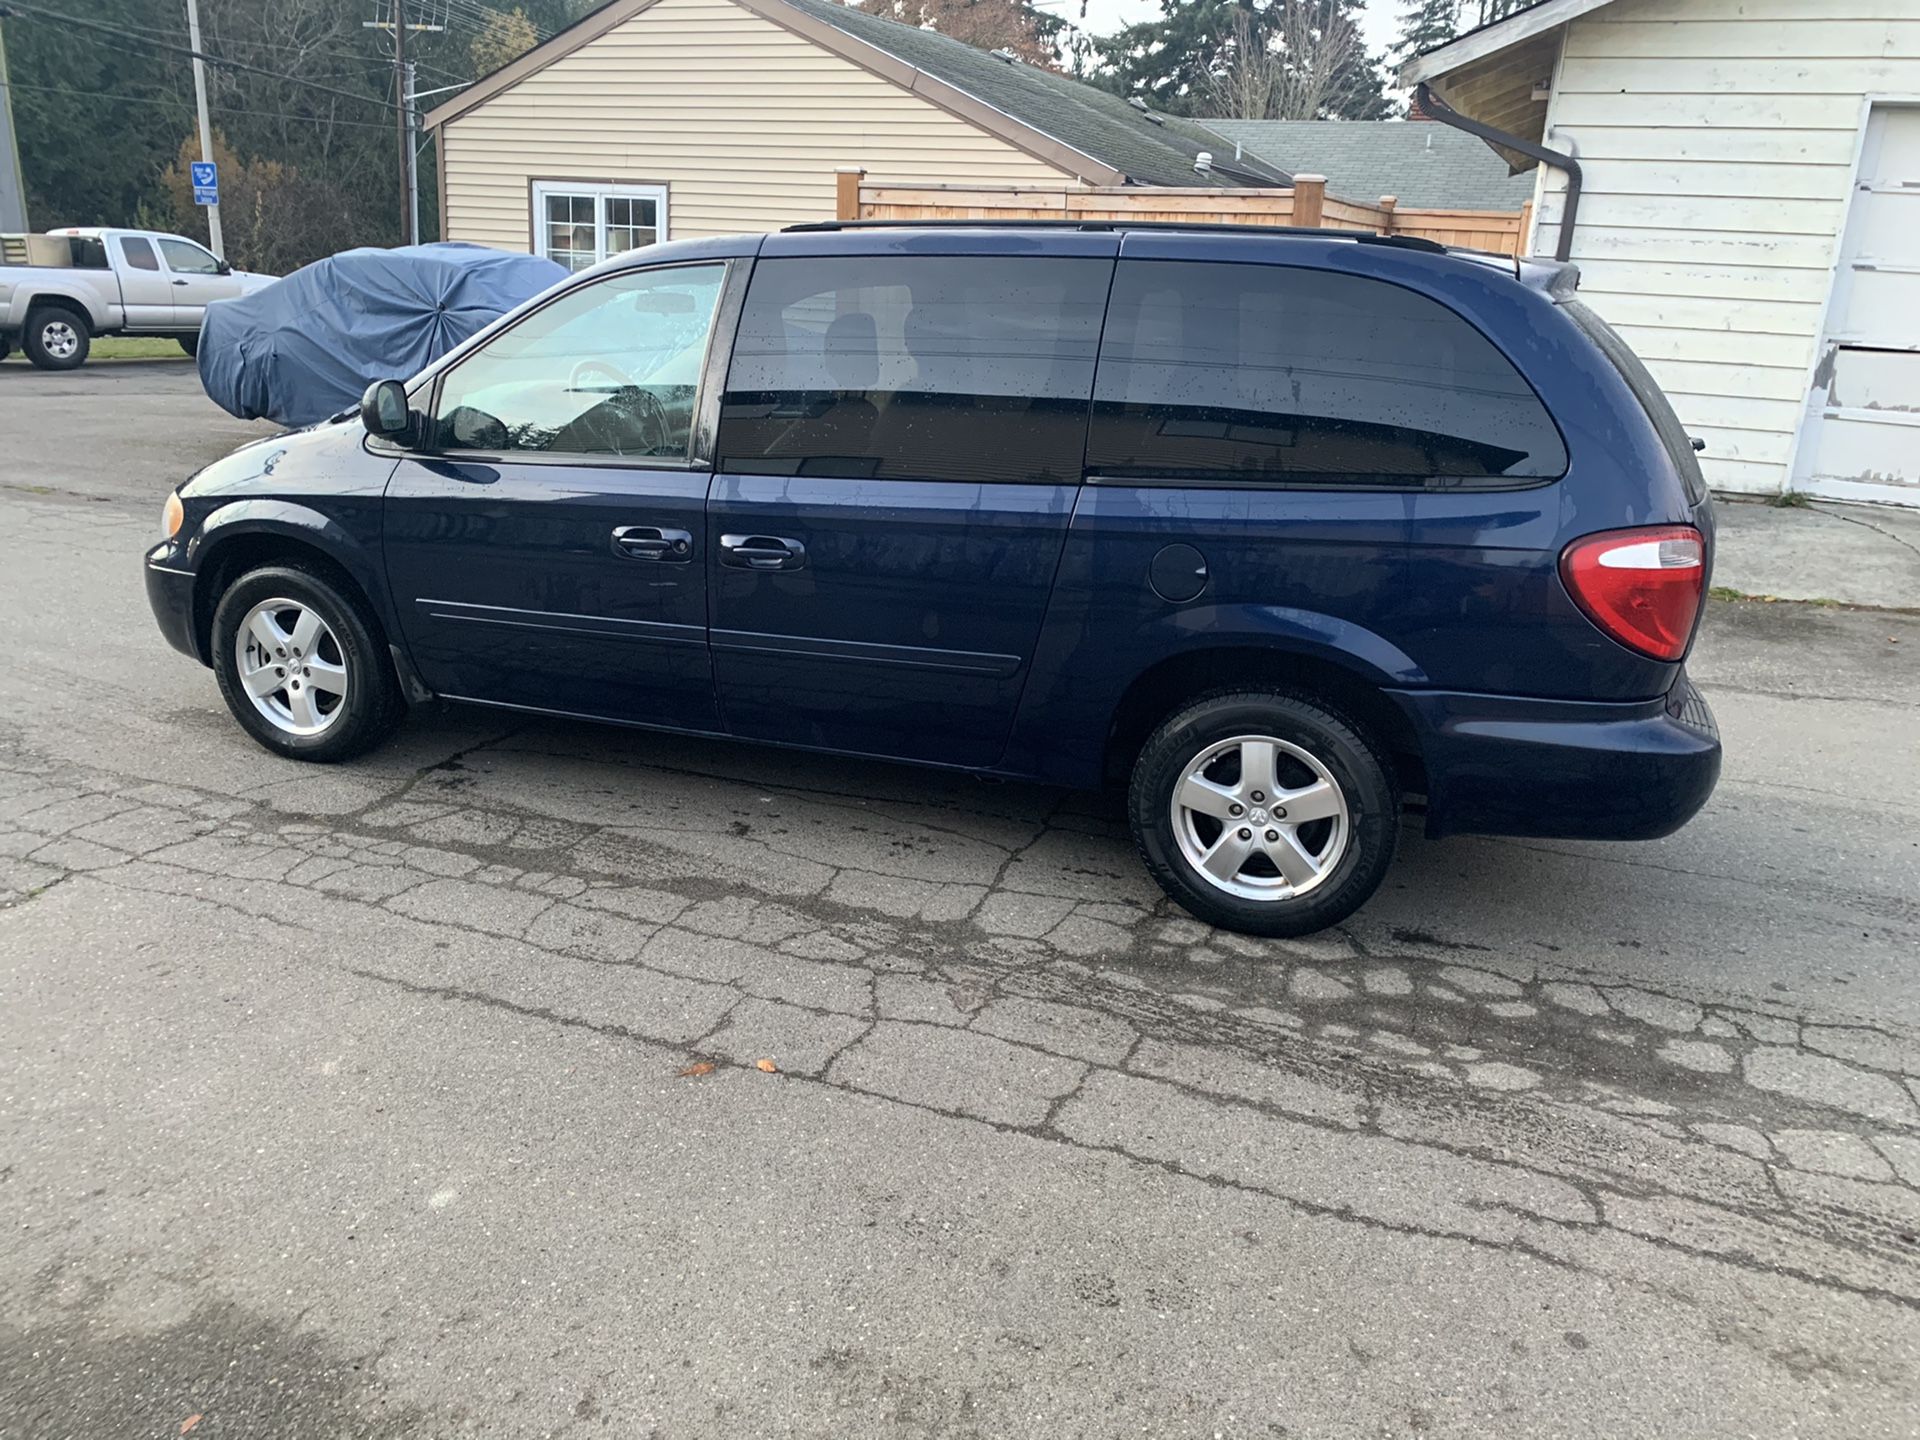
[0,227,277,370]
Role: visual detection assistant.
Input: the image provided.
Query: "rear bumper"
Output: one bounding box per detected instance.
[144,543,202,663]
[1391,677,1721,841]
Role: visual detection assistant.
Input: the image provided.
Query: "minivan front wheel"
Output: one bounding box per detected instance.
[1129,691,1398,937]
[211,564,404,762]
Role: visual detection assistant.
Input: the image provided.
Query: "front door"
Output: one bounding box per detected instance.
[708,242,1113,767]
[1795,104,1920,505]
[114,235,176,327]
[383,259,736,730]
[157,236,241,329]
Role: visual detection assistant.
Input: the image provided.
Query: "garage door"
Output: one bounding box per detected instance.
[1796,105,1920,506]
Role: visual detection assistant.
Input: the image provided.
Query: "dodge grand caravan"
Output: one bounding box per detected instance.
[144,222,1721,936]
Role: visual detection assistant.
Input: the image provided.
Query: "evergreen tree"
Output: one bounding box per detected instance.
[1094,0,1388,121]
[1393,0,1458,63]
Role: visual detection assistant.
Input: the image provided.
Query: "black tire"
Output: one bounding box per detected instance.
[178,331,199,358]
[22,306,91,370]
[210,563,405,763]
[1128,690,1398,938]
[0,336,13,362]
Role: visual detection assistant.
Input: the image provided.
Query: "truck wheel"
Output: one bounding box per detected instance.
[22,307,91,370]
[210,563,406,763]
[178,331,199,358]
[1128,690,1399,938]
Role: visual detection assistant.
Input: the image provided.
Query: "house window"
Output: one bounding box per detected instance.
[532,182,668,272]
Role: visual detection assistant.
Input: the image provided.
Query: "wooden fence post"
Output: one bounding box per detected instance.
[1517,198,1535,257]
[1291,173,1325,229]
[1378,194,1397,236]
[835,167,866,222]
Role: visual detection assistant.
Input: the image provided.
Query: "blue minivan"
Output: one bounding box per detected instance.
[144,222,1720,936]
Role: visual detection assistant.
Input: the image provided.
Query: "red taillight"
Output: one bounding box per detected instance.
[1559,525,1705,662]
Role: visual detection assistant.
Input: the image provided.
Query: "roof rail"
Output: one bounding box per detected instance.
[780,217,1450,253]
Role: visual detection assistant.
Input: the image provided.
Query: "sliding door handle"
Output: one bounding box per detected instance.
[719,534,807,571]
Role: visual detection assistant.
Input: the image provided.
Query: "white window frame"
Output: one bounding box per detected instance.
[531,181,669,271]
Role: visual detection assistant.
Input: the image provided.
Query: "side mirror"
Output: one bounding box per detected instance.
[360,379,414,443]
[216,259,233,276]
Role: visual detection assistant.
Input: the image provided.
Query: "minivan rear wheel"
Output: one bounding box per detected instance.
[1128,690,1398,937]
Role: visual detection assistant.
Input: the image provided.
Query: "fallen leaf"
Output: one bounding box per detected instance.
[755,1058,779,1073]
[677,1061,716,1077]
[181,1417,203,1436]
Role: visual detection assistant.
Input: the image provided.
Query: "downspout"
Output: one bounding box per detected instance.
[1414,82,1582,263]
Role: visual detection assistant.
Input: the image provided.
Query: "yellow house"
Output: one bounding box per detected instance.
[424,0,1289,266]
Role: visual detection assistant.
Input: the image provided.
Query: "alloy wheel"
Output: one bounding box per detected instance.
[233,597,350,737]
[41,320,79,360]
[1169,734,1351,901]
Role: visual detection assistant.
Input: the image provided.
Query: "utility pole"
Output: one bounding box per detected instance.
[406,59,419,245]
[0,20,29,232]
[392,0,411,245]
[183,0,223,258]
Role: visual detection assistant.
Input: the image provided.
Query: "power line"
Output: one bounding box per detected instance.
[0,1,401,114]
[3,78,399,130]
[56,4,468,82]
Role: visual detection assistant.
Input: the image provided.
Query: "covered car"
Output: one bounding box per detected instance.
[197,242,568,428]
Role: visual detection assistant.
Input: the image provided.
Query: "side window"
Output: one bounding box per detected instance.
[717,255,1109,485]
[158,238,222,275]
[1088,260,1567,486]
[431,263,725,459]
[121,237,160,272]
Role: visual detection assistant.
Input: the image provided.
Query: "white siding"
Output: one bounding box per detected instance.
[438,0,1073,249]
[1530,0,1920,496]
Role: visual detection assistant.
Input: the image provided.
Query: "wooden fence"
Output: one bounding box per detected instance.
[836,171,1533,257]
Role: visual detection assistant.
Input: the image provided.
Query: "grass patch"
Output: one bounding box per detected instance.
[1,335,191,364]
[1769,489,1813,509]
[93,336,194,360]
[1708,585,1843,608]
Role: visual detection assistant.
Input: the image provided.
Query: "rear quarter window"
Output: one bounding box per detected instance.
[1087,259,1567,488]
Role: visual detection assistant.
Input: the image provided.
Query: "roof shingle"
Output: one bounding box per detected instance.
[784,0,1292,189]
[1199,119,1533,210]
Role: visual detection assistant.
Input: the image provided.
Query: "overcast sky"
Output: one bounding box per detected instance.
[1059,0,1403,63]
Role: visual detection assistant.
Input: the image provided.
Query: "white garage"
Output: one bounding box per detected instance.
[1403,0,1920,507]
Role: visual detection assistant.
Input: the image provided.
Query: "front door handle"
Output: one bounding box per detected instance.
[172,278,190,286]
[720,533,807,571]
[611,525,693,562]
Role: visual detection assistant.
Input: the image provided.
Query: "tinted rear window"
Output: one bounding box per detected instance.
[120,237,159,271]
[1563,298,1708,506]
[1087,260,1567,487]
[717,255,1109,485]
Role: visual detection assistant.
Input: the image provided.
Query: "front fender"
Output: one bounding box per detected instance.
[184,498,400,642]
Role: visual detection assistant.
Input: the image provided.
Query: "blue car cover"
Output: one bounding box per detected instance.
[197,242,569,428]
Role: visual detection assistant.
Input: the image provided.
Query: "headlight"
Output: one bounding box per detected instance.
[162,491,184,539]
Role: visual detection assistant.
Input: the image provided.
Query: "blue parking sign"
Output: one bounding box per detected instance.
[190,161,219,206]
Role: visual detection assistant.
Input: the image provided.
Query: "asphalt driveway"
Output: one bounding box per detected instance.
[2,361,1918,1438]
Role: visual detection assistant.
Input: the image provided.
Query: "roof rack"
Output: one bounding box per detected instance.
[781,217,1451,253]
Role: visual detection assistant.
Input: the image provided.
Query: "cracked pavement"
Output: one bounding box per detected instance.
[3,364,1919,1437]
